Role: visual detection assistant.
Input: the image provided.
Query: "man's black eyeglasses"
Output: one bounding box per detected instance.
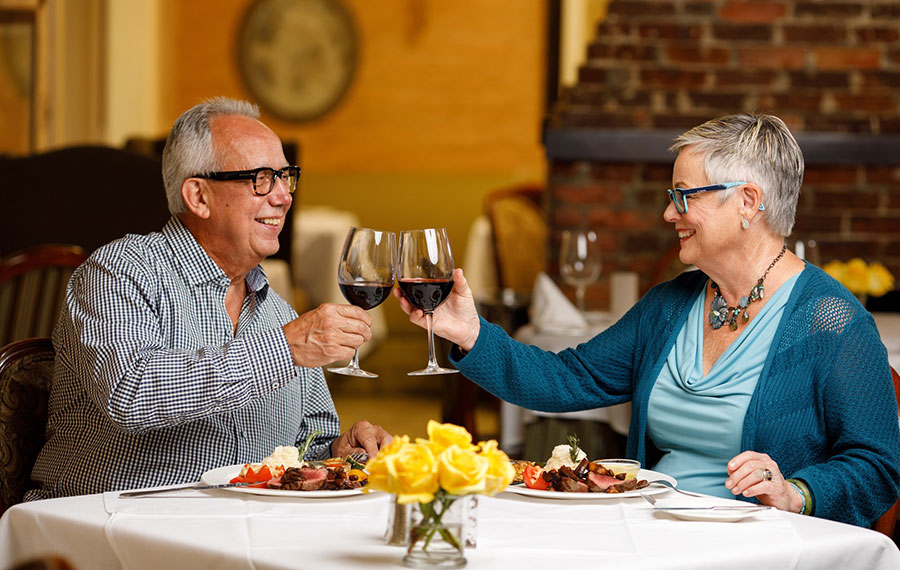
[194,166,300,196]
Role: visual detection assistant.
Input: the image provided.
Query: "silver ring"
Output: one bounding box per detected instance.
[763,468,773,482]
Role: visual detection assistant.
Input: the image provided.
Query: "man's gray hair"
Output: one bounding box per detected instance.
[669,113,804,237]
[162,97,260,215]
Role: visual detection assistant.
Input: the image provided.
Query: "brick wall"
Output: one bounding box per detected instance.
[545,0,900,309]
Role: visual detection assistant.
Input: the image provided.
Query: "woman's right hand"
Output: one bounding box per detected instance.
[393,267,481,351]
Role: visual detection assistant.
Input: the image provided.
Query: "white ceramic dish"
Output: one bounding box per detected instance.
[504,468,676,500]
[200,464,367,498]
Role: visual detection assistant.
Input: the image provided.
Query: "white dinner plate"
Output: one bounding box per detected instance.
[658,508,763,522]
[200,464,367,498]
[504,468,676,500]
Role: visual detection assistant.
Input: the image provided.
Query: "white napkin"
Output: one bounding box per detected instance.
[529,272,589,333]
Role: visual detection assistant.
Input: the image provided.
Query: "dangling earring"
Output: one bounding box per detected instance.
[741,218,750,230]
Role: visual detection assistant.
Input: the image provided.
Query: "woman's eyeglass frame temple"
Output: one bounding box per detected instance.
[666,181,746,214]
[192,165,301,196]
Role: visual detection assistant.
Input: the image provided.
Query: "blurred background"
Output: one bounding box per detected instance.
[1,0,898,444]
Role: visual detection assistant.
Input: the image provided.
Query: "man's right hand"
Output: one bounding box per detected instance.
[282,303,372,367]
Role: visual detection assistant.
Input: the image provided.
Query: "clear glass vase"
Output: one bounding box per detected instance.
[402,494,467,568]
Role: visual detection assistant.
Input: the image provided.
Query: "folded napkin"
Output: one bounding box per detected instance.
[529,272,588,333]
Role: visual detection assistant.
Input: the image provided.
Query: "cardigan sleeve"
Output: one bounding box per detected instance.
[790,314,900,527]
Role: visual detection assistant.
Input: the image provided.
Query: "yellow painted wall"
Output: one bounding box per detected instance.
[158,0,548,331]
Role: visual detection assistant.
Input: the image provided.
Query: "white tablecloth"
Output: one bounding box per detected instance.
[1,487,897,570]
[873,312,900,372]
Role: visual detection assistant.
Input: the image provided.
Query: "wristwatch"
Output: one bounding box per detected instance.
[237,0,359,122]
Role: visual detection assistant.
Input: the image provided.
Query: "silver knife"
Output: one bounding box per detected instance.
[119,481,260,498]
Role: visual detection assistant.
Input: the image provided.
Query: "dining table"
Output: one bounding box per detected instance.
[1,480,898,570]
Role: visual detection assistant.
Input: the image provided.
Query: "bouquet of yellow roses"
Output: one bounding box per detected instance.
[822,258,895,298]
[366,420,515,560]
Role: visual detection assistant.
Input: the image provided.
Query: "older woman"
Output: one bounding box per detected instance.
[394,113,900,528]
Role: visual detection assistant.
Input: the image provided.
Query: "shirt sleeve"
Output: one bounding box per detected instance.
[61,243,299,433]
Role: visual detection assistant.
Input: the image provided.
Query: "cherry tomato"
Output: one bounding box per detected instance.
[523,465,550,490]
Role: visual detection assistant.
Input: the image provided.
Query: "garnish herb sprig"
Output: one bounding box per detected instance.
[298,429,323,462]
[567,434,580,463]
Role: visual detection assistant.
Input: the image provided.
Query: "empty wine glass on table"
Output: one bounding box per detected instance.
[559,229,601,313]
[398,228,459,376]
[327,227,395,378]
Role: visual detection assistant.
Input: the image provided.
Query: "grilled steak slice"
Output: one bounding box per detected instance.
[586,471,623,492]
[278,466,328,491]
[559,478,589,493]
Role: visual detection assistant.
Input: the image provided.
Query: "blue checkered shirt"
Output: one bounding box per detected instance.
[27,217,339,499]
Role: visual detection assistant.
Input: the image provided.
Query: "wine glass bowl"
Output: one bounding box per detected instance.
[397,228,459,376]
[327,227,395,378]
[559,229,601,313]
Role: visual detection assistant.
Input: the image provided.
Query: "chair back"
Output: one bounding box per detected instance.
[0,245,87,346]
[873,365,900,538]
[486,185,546,297]
[0,337,54,516]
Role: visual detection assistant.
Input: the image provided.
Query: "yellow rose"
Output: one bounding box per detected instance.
[365,435,409,495]
[437,444,488,496]
[842,258,870,295]
[478,440,515,496]
[422,420,475,455]
[822,260,845,283]
[868,262,895,297]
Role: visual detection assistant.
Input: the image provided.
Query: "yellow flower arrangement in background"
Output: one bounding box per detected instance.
[822,258,895,297]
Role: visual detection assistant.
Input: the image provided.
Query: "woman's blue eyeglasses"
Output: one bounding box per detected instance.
[667,181,746,214]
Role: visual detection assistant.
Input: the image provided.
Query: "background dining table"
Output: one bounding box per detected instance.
[1,483,897,570]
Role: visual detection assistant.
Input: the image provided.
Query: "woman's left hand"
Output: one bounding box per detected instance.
[725,451,803,512]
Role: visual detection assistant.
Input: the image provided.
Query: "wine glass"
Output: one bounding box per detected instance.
[559,229,601,313]
[327,227,395,378]
[397,228,459,375]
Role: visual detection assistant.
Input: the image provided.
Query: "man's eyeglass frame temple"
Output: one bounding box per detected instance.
[193,165,301,196]
[667,181,746,214]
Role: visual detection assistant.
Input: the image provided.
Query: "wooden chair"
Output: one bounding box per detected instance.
[0,337,54,516]
[874,365,900,538]
[0,245,88,346]
[485,185,547,297]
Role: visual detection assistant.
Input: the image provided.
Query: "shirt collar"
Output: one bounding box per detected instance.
[162,216,269,294]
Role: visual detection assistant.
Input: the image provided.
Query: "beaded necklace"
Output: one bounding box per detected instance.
[709,245,787,331]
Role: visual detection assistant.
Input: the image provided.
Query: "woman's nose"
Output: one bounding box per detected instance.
[663,199,680,223]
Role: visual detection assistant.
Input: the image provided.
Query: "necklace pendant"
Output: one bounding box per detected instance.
[729,308,739,331]
[709,292,727,330]
[742,309,750,323]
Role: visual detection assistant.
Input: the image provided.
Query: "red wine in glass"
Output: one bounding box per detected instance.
[327,227,395,378]
[339,282,394,310]
[398,278,454,312]
[397,228,459,375]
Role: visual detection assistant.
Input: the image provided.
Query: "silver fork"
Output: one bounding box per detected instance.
[347,452,368,467]
[645,479,705,498]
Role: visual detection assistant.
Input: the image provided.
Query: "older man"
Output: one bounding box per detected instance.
[27,97,391,499]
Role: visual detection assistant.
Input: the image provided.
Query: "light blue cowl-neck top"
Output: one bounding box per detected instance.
[647,274,799,498]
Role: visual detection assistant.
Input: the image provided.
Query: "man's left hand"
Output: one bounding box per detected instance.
[330,420,393,459]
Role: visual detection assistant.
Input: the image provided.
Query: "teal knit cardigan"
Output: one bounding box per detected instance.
[452,264,900,528]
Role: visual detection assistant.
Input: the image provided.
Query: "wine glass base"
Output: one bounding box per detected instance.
[407,366,459,376]
[327,366,379,378]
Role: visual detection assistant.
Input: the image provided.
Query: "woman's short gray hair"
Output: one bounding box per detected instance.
[669,113,804,237]
[162,97,260,215]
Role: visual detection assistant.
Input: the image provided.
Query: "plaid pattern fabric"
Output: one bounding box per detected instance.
[26,217,339,499]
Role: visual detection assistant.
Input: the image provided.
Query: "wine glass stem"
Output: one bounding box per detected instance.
[425,312,439,368]
[348,347,361,370]
[575,285,586,313]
